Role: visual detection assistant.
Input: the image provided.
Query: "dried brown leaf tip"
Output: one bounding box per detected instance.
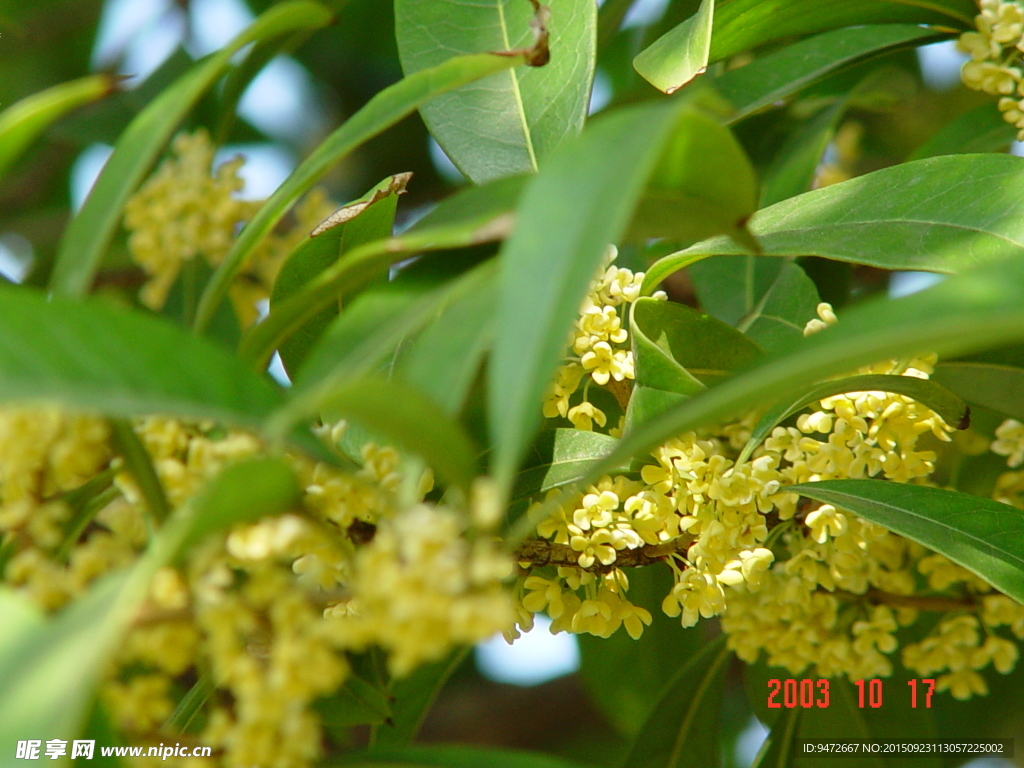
[491,0,550,67]
[310,171,412,237]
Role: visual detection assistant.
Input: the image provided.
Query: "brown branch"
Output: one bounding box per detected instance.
[832,588,980,613]
[514,536,692,574]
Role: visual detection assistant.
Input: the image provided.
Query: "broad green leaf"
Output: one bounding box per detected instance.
[738,262,820,353]
[271,173,408,377]
[238,178,519,370]
[512,429,623,500]
[49,1,334,297]
[910,102,1018,160]
[737,373,971,464]
[194,50,539,333]
[631,298,763,395]
[598,256,1024,478]
[709,0,970,63]
[688,257,785,327]
[749,707,800,768]
[0,287,290,438]
[273,376,479,490]
[317,674,393,728]
[395,0,596,182]
[713,25,949,121]
[0,458,299,753]
[578,566,702,735]
[624,386,687,434]
[489,98,755,491]
[374,649,467,747]
[333,745,598,768]
[760,102,843,207]
[931,362,1024,421]
[643,154,1024,293]
[634,0,714,95]
[790,479,1024,604]
[622,637,729,768]
[795,680,884,768]
[0,74,116,180]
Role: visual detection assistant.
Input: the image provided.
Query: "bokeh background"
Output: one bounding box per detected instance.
[0,1,1021,765]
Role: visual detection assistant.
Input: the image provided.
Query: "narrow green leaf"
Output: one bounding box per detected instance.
[790,479,1024,604]
[643,154,1024,293]
[395,0,596,182]
[634,0,714,94]
[631,298,763,395]
[599,256,1024,479]
[0,458,299,751]
[489,98,755,492]
[374,649,468,747]
[195,51,535,332]
[50,1,334,297]
[0,74,117,180]
[749,707,800,768]
[760,102,843,207]
[931,362,1024,421]
[713,25,949,121]
[109,417,171,524]
[271,173,408,377]
[709,0,970,63]
[737,373,971,465]
[622,637,729,768]
[737,262,820,353]
[162,674,215,736]
[512,429,623,500]
[273,376,479,490]
[795,680,884,768]
[333,745,598,768]
[238,178,518,370]
[910,102,1018,160]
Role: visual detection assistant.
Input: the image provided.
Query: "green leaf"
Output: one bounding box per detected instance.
[317,674,393,728]
[709,0,970,63]
[598,256,1024,479]
[238,178,519,370]
[49,1,334,297]
[0,458,299,750]
[395,0,596,182]
[109,417,171,524]
[713,25,950,121]
[195,50,540,333]
[271,173,408,377]
[931,362,1024,421]
[374,649,467,747]
[910,102,1018,160]
[633,0,714,95]
[760,102,843,207]
[489,98,755,492]
[0,287,284,434]
[0,74,116,180]
[795,680,884,768]
[643,154,1024,292]
[274,376,479,490]
[738,262,820,353]
[631,298,763,395]
[737,373,971,465]
[688,257,785,327]
[789,479,1024,604]
[622,637,729,768]
[749,707,800,768]
[513,429,623,500]
[624,386,688,434]
[332,745,598,768]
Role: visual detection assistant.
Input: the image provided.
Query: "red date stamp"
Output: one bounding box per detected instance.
[768,679,936,709]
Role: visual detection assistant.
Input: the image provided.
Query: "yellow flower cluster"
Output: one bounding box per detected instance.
[958,0,1024,139]
[123,130,334,325]
[542,248,666,432]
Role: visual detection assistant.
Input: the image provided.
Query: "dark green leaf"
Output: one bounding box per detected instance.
[737,373,971,464]
[795,680,884,768]
[332,745,598,768]
[317,674,393,728]
[688,256,785,327]
[631,298,763,395]
[598,256,1024,478]
[194,49,538,332]
[634,0,714,95]
[622,637,729,768]
[374,649,467,747]
[910,103,1017,161]
[931,362,1024,421]
[396,0,596,182]
[513,429,623,500]
[749,707,800,768]
[760,102,843,207]
[644,154,1024,292]
[790,479,1024,604]
[49,1,335,297]
[738,262,820,353]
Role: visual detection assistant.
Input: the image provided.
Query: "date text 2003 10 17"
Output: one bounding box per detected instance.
[768,678,937,709]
